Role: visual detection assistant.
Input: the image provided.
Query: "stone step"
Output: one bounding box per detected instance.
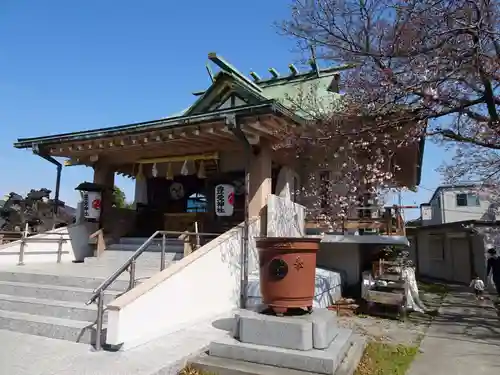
[0,309,103,345]
[119,237,184,245]
[334,335,366,375]
[84,251,181,269]
[191,334,366,375]
[83,259,172,271]
[106,242,184,253]
[0,270,129,291]
[190,353,321,375]
[0,280,118,304]
[120,237,161,245]
[0,293,100,322]
[209,329,354,375]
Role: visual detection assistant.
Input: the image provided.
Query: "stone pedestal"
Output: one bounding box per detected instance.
[210,329,352,374]
[236,308,339,350]
[189,308,366,375]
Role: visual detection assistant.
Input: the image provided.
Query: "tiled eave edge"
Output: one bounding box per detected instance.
[14,101,304,149]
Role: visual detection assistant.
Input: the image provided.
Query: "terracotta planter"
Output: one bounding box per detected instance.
[256,237,321,315]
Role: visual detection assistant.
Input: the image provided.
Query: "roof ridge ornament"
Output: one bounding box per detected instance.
[269,68,280,79]
[250,71,261,82]
[288,64,299,76]
[208,52,263,92]
[309,45,320,78]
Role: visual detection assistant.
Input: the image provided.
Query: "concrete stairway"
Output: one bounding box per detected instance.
[0,269,128,345]
[0,237,185,346]
[85,236,185,269]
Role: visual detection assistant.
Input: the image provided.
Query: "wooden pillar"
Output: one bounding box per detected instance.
[248,141,272,218]
[93,162,115,229]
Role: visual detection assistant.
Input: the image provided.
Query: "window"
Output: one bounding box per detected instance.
[186,193,207,213]
[456,193,480,207]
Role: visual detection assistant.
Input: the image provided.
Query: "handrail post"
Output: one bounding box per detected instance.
[18,238,26,266]
[95,291,104,351]
[194,221,200,249]
[128,260,136,290]
[160,234,166,271]
[18,224,29,266]
[56,234,63,263]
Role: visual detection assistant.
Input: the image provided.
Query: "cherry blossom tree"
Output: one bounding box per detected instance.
[277,0,500,223]
[275,106,421,226]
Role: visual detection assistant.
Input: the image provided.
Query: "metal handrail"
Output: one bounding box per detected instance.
[86,229,221,351]
[17,229,69,265]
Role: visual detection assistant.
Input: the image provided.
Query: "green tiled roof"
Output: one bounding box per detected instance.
[186,53,350,119]
[258,71,345,119]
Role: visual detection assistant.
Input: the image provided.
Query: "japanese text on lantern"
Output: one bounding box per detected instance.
[215,184,235,217]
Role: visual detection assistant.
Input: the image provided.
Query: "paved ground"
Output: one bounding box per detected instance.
[336,288,444,346]
[0,311,233,375]
[407,286,500,375]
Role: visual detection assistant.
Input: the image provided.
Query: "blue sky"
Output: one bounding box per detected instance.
[0,0,445,219]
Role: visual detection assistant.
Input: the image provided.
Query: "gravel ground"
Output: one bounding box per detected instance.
[336,291,444,346]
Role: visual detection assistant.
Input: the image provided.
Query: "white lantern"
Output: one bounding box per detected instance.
[82,191,102,221]
[215,184,235,217]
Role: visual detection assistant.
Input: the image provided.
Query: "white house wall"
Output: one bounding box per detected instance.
[425,187,499,226]
[426,190,444,226]
[441,188,497,222]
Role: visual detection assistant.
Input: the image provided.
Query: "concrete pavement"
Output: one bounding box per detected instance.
[0,311,233,375]
[407,286,500,375]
